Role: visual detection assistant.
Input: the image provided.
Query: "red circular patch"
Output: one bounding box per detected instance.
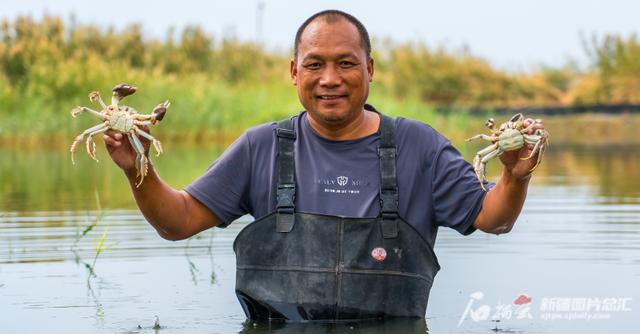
[371,247,387,262]
[513,294,532,305]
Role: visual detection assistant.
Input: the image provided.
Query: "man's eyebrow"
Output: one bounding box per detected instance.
[302,51,359,60]
[335,53,358,59]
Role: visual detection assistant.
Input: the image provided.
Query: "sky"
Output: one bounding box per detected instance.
[2,0,639,70]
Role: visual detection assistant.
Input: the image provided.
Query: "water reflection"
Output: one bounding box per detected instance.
[239,318,428,334]
[1,118,640,333]
[0,142,224,212]
[2,138,640,214]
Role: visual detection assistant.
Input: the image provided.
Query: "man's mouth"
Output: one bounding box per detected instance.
[317,95,347,100]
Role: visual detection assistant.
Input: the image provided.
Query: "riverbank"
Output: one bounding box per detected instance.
[2,15,640,145]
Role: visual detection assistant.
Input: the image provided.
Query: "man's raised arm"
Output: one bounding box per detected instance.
[473,118,546,234]
[103,130,221,240]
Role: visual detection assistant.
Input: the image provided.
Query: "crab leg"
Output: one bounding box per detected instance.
[523,134,542,143]
[473,156,489,191]
[472,156,485,184]
[133,113,154,121]
[473,144,501,191]
[466,134,496,143]
[133,101,170,124]
[133,126,163,156]
[70,122,109,164]
[477,142,499,156]
[479,149,502,190]
[89,91,108,109]
[134,120,153,127]
[524,140,546,172]
[129,133,149,187]
[521,134,546,161]
[71,106,106,120]
[471,144,496,189]
[480,148,502,163]
[531,143,547,172]
[85,127,110,162]
[128,133,145,170]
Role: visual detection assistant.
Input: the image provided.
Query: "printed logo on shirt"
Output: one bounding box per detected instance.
[337,176,348,186]
[315,175,372,196]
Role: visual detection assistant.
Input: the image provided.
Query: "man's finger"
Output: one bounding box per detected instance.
[528,125,544,135]
[103,134,121,147]
[104,129,123,140]
[525,121,545,135]
[103,130,125,147]
[523,118,534,127]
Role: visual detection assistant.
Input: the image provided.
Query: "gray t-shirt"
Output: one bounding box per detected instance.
[185,108,488,247]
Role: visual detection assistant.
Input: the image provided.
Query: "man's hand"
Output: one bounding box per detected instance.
[498,118,547,181]
[103,128,151,174]
[103,127,221,240]
[474,117,547,234]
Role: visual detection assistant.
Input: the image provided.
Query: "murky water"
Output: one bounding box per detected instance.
[1,120,640,333]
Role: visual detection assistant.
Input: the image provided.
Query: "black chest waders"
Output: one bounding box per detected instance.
[233,115,441,321]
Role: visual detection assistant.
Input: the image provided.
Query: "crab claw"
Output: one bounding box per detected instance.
[151,100,170,124]
[510,113,524,122]
[485,118,495,129]
[88,91,108,109]
[70,106,82,118]
[88,91,100,102]
[112,83,137,101]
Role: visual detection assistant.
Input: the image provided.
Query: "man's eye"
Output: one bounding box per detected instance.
[339,61,355,67]
[304,63,321,70]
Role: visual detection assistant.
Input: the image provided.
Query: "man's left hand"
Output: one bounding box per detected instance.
[498,118,547,181]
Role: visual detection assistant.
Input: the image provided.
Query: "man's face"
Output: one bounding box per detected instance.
[291,19,374,128]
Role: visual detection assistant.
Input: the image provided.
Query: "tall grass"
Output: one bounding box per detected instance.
[1,15,639,143]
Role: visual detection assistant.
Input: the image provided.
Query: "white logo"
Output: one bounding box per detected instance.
[457,291,632,327]
[337,176,348,186]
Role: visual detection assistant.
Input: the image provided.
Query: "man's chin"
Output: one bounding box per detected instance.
[315,109,350,123]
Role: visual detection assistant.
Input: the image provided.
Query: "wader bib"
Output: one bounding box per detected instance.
[233,115,440,321]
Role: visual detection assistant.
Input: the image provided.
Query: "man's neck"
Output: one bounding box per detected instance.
[307,109,380,141]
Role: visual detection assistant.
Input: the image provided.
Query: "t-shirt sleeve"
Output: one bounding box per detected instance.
[184,133,252,228]
[431,141,489,235]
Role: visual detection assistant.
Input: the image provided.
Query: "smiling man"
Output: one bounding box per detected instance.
[291,13,377,139]
[104,9,544,321]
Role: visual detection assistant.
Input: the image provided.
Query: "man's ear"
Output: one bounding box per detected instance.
[290,58,298,86]
[367,57,374,82]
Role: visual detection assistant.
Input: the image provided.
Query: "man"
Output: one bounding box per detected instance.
[104,10,544,321]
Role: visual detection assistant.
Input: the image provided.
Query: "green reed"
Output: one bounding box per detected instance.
[2,15,640,145]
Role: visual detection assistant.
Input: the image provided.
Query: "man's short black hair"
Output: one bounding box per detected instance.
[294,9,371,60]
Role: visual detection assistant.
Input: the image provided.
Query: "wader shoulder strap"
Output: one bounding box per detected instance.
[275,118,296,233]
[378,115,399,238]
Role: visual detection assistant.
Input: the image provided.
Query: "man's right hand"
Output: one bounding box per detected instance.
[103,129,152,175]
[103,130,137,173]
[103,129,222,240]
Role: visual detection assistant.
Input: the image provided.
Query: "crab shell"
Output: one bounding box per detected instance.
[108,108,136,133]
[497,128,526,152]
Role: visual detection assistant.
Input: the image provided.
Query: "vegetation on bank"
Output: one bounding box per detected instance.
[0,15,639,142]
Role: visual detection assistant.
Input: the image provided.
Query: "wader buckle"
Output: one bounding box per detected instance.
[276,185,295,233]
[276,128,296,139]
[380,190,399,238]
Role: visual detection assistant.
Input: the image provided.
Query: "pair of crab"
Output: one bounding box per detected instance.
[466,113,549,190]
[70,84,169,187]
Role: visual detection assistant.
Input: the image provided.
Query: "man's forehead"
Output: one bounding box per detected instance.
[297,19,364,59]
[299,18,358,41]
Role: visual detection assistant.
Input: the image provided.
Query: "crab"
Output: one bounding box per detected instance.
[70,83,170,187]
[465,113,548,190]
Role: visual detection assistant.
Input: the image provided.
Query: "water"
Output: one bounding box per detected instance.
[1,126,640,333]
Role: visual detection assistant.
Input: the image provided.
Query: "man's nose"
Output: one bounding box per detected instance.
[319,65,341,87]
